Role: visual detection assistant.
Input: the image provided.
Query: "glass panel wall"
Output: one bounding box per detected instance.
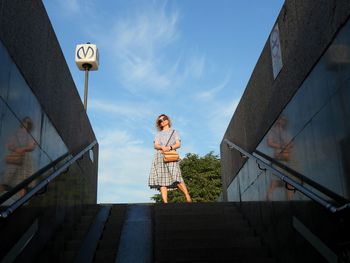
[0,41,68,206]
[0,42,11,101]
[227,18,350,202]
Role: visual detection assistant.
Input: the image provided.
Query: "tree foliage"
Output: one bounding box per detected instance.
[151,152,222,203]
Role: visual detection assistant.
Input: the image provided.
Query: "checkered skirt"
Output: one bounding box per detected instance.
[148,150,183,190]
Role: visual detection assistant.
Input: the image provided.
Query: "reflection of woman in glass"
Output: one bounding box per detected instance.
[267,116,292,162]
[1,117,36,197]
[266,116,294,200]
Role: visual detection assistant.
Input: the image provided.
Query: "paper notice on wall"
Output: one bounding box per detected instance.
[270,23,283,79]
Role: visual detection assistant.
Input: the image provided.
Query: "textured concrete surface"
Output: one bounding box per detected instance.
[220,0,350,200]
[116,205,153,263]
[0,0,96,154]
[0,2,99,260]
[0,0,98,202]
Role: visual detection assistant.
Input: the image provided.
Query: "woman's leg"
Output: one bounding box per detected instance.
[160,186,168,203]
[177,182,192,202]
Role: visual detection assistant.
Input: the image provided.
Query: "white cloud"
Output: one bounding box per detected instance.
[51,0,92,15]
[89,99,153,118]
[208,98,239,141]
[60,0,79,13]
[96,128,155,203]
[119,57,173,93]
[114,8,179,54]
[196,73,231,101]
[97,3,181,93]
[184,54,206,79]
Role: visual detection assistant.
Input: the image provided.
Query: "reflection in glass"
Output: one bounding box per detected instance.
[265,116,296,200]
[0,42,11,101]
[332,86,350,198]
[40,115,68,162]
[227,177,239,201]
[227,18,350,203]
[310,103,343,196]
[0,39,68,207]
[7,64,42,142]
[266,116,292,162]
[1,116,36,197]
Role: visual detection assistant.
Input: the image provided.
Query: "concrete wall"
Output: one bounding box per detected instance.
[220,0,350,200]
[0,1,99,260]
[220,1,350,261]
[0,0,96,154]
[0,0,98,203]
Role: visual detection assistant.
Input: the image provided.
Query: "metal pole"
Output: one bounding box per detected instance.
[83,63,92,111]
[84,68,89,111]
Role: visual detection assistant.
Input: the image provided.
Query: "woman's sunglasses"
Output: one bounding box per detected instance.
[158,117,168,123]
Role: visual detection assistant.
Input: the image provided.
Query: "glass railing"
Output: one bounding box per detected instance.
[224,138,350,213]
[0,152,69,206]
[0,140,97,218]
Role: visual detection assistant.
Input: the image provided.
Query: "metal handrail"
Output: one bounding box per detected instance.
[0,152,70,205]
[224,138,350,213]
[255,149,348,204]
[0,140,97,218]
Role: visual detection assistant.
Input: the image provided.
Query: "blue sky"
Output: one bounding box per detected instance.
[42,0,284,203]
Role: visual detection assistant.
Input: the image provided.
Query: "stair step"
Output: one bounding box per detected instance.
[155,213,244,222]
[156,247,270,261]
[35,205,100,262]
[101,231,123,240]
[156,227,255,239]
[91,204,127,263]
[156,258,276,263]
[97,238,120,250]
[93,249,117,263]
[156,220,249,231]
[154,207,241,216]
[103,220,124,229]
[156,236,262,249]
[64,240,82,250]
[70,229,88,239]
[79,215,95,223]
[154,203,239,213]
[59,251,76,263]
[35,203,275,263]
[154,203,274,263]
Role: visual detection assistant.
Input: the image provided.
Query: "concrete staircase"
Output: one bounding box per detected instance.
[36,204,100,263]
[32,202,276,263]
[154,202,275,263]
[93,204,127,263]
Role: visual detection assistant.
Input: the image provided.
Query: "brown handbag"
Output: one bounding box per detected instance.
[163,130,180,163]
[163,150,179,162]
[5,152,24,165]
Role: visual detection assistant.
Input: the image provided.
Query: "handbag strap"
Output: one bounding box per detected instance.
[165,130,175,146]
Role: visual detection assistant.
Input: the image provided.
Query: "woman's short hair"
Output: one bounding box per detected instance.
[22,116,33,131]
[155,114,172,131]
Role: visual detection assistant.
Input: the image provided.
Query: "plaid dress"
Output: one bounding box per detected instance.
[148,129,184,190]
[3,129,35,187]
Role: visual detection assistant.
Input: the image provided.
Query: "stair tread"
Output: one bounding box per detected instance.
[156,247,270,260]
[156,235,261,243]
[36,203,275,263]
[155,221,249,231]
[155,214,244,221]
[156,258,275,263]
[156,228,255,239]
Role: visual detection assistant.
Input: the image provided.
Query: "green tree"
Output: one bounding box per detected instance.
[151,152,222,202]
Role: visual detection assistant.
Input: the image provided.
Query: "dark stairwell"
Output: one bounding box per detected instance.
[11,202,276,263]
[153,202,275,263]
